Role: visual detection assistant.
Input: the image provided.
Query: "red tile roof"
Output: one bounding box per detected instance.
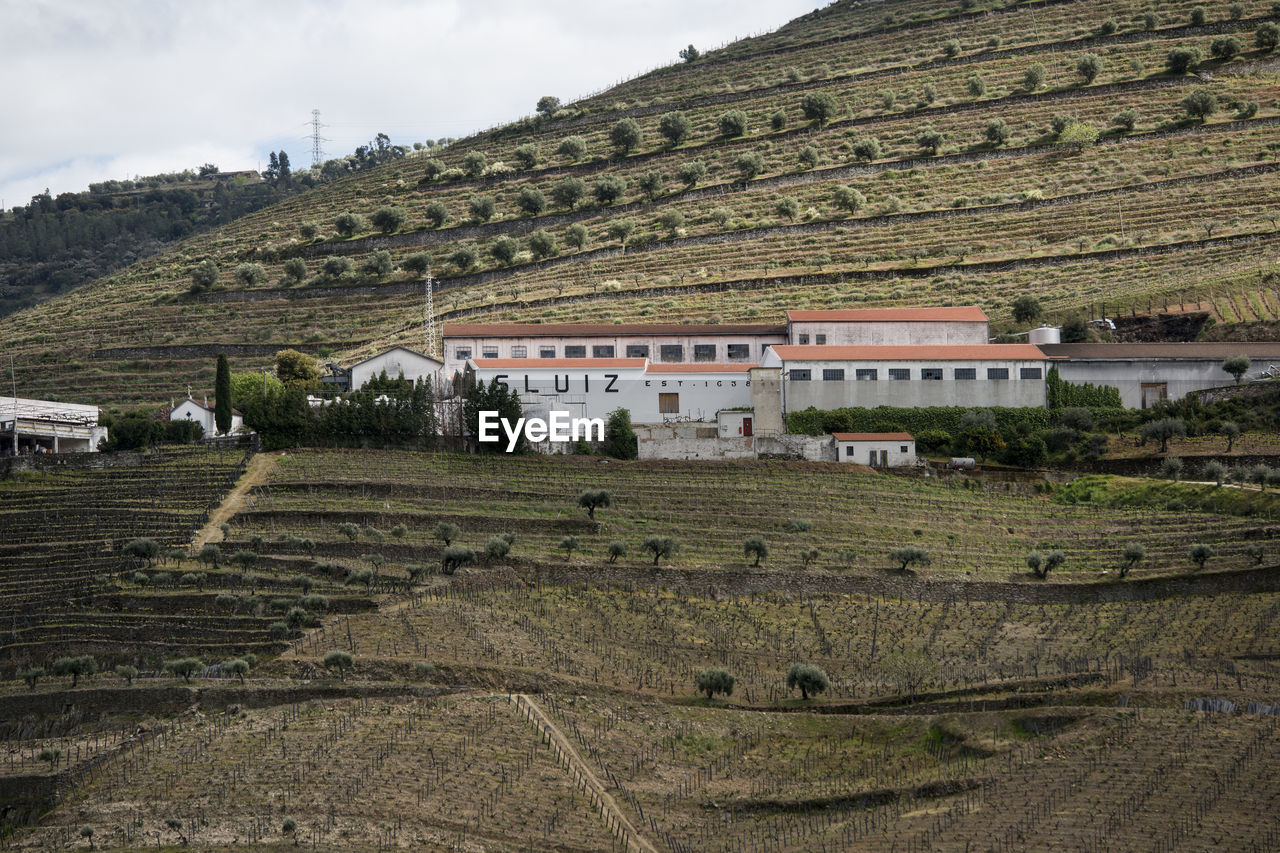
[833,432,915,442]
[787,306,988,323]
[647,363,757,373]
[772,344,1046,360]
[445,322,786,337]
[470,358,646,369]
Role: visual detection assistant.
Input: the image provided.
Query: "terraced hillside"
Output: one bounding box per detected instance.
[3,0,1279,406]
[7,449,1280,851]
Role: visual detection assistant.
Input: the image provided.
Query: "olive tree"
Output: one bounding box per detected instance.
[577,489,612,520]
[1221,421,1240,451]
[851,136,881,162]
[657,111,690,147]
[1140,417,1186,453]
[718,110,748,138]
[800,92,838,125]
[190,259,219,292]
[643,536,678,566]
[557,135,588,161]
[1166,47,1200,73]
[609,118,643,154]
[515,186,546,217]
[1222,355,1250,384]
[164,657,203,683]
[433,522,460,546]
[786,663,829,700]
[223,658,250,684]
[1189,543,1215,570]
[1120,543,1145,578]
[607,541,629,564]
[695,668,735,700]
[888,546,931,572]
[1076,53,1103,84]
[743,535,768,567]
[441,546,476,575]
[1181,90,1217,120]
[551,177,587,210]
[323,650,353,681]
[676,160,706,187]
[370,206,406,233]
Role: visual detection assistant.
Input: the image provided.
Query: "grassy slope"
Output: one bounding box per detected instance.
[0,0,1277,407]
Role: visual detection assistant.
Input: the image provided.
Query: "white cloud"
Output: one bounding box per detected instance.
[0,0,819,207]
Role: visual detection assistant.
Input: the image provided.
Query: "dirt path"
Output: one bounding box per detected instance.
[513,694,658,853]
[191,452,281,550]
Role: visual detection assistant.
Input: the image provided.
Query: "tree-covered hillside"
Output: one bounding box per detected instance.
[2,0,1279,406]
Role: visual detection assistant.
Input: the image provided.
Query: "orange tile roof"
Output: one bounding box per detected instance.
[833,432,915,442]
[772,344,1046,360]
[470,358,646,369]
[445,322,786,337]
[647,363,757,373]
[787,306,988,323]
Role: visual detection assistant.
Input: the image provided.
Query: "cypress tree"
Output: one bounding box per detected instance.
[215,354,232,435]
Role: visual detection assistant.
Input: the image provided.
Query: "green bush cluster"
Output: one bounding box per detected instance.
[788,405,1052,438]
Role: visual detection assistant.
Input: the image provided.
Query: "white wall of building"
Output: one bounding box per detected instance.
[349,347,443,390]
[170,399,243,436]
[445,328,784,375]
[788,319,988,347]
[762,351,1049,411]
[834,436,917,467]
[1053,359,1263,409]
[469,360,754,425]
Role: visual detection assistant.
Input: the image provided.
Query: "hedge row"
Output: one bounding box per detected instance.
[787,405,1053,437]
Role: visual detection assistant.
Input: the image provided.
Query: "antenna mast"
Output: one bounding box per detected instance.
[424,267,438,359]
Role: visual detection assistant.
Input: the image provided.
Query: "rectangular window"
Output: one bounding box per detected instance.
[626,345,650,359]
[593,345,616,358]
[889,368,911,380]
[921,368,943,381]
[510,346,527,358]
[987,367,1009,380]
[954,367,976,380]
[822,368,845,381]
[1020,367,1043,380]
[726,344,750,360]
[815,334,827,345]
[482,346,499,358]
[798,334,810,345]
[659,345,683,362]
[844,445,854,457]
[900,445,909,453]
[855,368,878,381]
[454,347,472,360]
[658,392,679,414]
[539,346,556,359]
[790,369,812,381]
[564,345,587,358]
[694,344,716,362]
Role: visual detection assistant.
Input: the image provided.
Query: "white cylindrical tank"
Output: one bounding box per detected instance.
[1029,326,1061,345]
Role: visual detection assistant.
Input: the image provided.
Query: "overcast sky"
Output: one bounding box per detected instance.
[0,0,820,209]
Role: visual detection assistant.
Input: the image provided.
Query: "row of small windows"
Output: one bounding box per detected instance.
[796,334,827,345]
[791,367,1043,381]
[456,343,754,362]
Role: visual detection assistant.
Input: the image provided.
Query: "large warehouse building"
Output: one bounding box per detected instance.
[451,305,1280,456]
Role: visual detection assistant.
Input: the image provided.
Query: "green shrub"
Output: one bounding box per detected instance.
[786,663,829,699]
[695,668,735,699]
